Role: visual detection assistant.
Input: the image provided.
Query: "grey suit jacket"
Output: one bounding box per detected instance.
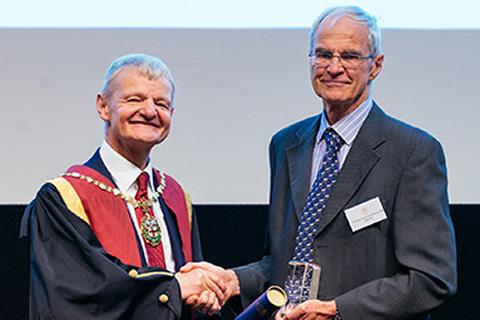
[234,104,457,320]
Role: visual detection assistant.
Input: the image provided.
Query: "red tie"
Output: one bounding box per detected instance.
[134,172,166,269]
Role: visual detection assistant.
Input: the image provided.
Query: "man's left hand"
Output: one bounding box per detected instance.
[282,299,337,320]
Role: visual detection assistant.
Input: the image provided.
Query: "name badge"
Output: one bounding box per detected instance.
[344,197,387,232]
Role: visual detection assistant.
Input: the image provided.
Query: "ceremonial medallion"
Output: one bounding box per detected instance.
[140,213,162,247]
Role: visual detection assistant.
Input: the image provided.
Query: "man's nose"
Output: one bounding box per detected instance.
[140,99,157,119]
[326,56,345,75]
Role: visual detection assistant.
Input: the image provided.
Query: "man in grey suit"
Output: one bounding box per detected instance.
[182,6,457,320]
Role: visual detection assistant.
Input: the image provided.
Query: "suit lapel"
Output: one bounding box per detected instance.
[315,103,387,235]
[286,115,320,219]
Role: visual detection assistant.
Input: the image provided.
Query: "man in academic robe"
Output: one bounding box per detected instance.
[21,53,224,319]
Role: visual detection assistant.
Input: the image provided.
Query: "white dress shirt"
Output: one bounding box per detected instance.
[99,141,176,272]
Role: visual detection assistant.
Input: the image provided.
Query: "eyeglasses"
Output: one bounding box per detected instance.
[309,49,374,69]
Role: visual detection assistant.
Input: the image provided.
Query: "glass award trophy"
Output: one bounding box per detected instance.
[282,261,321,310]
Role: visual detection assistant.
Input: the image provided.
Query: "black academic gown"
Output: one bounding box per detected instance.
[20,151,204,320]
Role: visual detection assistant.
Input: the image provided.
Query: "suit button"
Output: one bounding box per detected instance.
[159,293,169,304]
[128,269,138,278]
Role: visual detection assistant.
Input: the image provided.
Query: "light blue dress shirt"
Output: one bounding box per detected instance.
[311,97,373,186]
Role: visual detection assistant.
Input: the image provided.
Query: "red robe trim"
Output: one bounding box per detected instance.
[157,170,193,263]
[63,165,192,267]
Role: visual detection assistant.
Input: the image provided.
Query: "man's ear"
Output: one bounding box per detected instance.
[96,93,110,122]
[369,53,384,82]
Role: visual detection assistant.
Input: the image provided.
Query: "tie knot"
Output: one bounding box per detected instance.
[323,129,343,152]
[136,172,150,198]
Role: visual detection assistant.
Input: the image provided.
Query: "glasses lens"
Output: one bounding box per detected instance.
[340,53,361,68]
[311,50,371,69]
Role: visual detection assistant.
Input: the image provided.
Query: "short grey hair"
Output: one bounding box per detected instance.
[309,6,382,56]
[100,53,175,103]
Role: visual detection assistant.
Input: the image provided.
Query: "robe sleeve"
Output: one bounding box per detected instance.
[20,183,184,320]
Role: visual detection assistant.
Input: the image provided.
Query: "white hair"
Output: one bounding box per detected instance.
[100,53,175,103]
[309,6,382,56]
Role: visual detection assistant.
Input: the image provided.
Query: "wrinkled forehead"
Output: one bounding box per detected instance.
[312,13,372,54]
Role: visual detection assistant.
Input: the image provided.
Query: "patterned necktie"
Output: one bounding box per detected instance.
[292,128,344,262]
[134,172,166,268]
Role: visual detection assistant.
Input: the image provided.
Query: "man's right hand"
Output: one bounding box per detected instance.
[174,267,226,315]
[180,261,241,305]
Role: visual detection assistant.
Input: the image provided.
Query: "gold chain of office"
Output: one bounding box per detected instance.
[62,171,166,247]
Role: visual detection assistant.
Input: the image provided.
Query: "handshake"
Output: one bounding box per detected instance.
[174,262,240,315]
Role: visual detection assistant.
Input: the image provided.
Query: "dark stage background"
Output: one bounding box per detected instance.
[1,204,478,319]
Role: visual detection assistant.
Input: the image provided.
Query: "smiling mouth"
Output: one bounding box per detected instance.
[321,80,349,86]
[130,121,160,128]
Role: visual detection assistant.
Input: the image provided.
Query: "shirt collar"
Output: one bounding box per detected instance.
[316,96,373,146]
[99,141,153,193]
